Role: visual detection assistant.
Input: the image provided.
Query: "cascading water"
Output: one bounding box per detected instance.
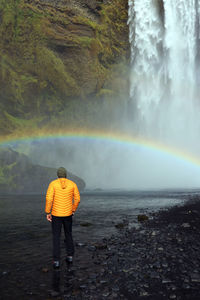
[128,0,200,153]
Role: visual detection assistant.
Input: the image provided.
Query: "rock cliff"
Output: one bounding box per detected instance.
[0,0,129,134]
[0,148,86,193]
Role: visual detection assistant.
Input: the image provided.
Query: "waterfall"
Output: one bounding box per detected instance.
[128,0,200,152]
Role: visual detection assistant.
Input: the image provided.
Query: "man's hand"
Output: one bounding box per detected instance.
[46,214,52,222]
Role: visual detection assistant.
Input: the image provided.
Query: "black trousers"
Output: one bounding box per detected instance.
[51,215,74,261]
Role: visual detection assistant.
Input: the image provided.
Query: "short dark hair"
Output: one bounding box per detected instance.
[57,167,67,178]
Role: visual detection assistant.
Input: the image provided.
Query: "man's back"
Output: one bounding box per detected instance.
[45,178,80,217]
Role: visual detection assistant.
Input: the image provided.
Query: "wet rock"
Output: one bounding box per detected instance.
[153,262,161,268]
[102,290,110,297]
[26,291,33,296]
[87,245,96,251]
[89,285,96,290]
[162,263,169,268]
[158,247,164,251]
[150,271,161,279]
[51,290,60,297]
[181,223,191,228]
[93,242,107,250]
[162,278,172,284]
[190,273,200,282]
[140,290,149,297]
[123,268,134,273]
[100,280,107,284]
[169,294,176,299]
[110,293,118,298]
[138,214,149,222]
[89,273,97,280]
[79,284,87,290]
[115,223,126,229]
[139,230,146,234]
[41,267,49,273]
[80,222,93,227]
[2,271,8,276]
[112,286,119,292]
[151,231,157,236]
[182,283,191,289]
[169,285,177,291]
[76,242,86,247]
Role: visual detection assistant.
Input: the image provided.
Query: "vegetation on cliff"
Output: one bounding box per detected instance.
[0,147,85,193]
[0,0,129,135]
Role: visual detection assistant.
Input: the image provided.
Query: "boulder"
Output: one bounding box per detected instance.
[137,214,149,222]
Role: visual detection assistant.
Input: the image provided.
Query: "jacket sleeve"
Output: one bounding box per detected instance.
[45,182,54,214]
[72,183,80,213]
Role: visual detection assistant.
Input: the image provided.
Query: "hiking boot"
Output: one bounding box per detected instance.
[53,260,60,269]
[66,256,73,264]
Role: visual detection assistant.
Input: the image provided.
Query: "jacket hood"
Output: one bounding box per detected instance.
[59,178,67,189]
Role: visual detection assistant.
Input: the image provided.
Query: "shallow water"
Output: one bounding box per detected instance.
[0,190,198,299]
[0,189,196,252]
[0,190,197,241]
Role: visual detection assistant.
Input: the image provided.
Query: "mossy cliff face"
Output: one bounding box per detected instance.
[0,0,129,134]
[0,148,86,193]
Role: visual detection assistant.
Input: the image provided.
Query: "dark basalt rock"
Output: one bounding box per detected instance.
[137,214,149,222]
[115,222,126,229]
[67,198,200,300]
[80,222,93,227]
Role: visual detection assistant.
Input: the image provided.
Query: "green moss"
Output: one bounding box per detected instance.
[0,0,129,135]
[96,0,128,67]
[70,0,128,68]
[0,149,17,188]
[96,88,115,99]
[0,0,47,115]
[1,112,43,134]
[35,46,79,96]
[0,168,6,185]
[4,161,17,171]
[72,15,97,30]
[0,0,43,47]
[0,0,79,115]
[74,36,94,48]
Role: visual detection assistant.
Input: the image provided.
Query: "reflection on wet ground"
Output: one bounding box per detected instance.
[0,190,196,299]
[52,270,60,296]
[51,261,74,297]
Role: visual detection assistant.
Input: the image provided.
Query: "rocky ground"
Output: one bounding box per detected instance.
[56,196,200,300]
[1,195,200,300]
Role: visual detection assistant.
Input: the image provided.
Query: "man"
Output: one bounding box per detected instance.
[45,167,80,269]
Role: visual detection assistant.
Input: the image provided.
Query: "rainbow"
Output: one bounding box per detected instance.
[1,128,200,168]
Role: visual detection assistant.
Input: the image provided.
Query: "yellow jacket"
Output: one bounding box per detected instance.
[45,178,80,217]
